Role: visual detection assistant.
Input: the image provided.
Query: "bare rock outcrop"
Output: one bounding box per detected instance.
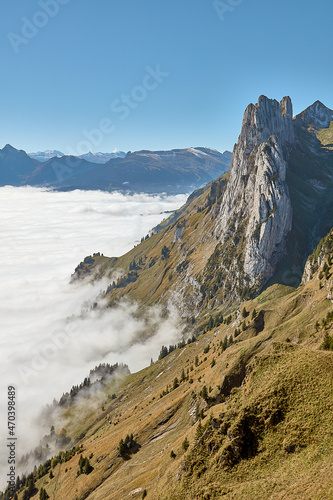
[213,96,294,296]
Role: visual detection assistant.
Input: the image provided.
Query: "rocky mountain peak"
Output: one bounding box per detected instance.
[210,95,333,304]
[294,100,333,130]
[2,144,17,154]
[0,144,28,160]
[212,96,294,301]
[239,95,294,153]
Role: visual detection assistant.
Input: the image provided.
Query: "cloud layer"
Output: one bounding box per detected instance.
[0,186,187,482]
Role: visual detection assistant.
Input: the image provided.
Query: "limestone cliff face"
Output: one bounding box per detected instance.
[212,96,294,297]
[236,95,294,151]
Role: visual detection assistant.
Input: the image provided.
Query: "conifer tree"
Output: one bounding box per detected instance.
[196,419,204,440]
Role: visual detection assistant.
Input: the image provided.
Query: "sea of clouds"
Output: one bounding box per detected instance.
[0,186,187,483]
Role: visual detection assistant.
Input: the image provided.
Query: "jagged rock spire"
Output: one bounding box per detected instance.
[239,96,294,152]
[213,96,294,298]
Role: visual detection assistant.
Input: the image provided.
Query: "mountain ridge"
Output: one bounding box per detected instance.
[28,150,127,163]
[28,150,65,162]
[0,146,232,194]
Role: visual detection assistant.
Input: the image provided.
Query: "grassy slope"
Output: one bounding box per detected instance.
[166,347,333,500]
[317,120,333,149]
[18,247,333,500]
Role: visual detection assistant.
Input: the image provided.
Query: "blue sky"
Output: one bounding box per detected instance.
[0,0,332,154]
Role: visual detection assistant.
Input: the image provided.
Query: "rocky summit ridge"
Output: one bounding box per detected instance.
[206,94,333,304]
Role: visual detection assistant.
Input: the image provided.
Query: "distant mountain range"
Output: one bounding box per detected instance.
[0,146,232,194]
[77,151,127,163]
[28,150,126,163]
[28,150,65,162]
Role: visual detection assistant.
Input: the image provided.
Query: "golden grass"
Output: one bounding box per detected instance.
[316,121,333,149]
[19,265,333,499]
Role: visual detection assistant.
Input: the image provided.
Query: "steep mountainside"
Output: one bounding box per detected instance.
[211,97,333,301]
[268,100,333,286]
[0,146,231,194]
[212,96,294,300]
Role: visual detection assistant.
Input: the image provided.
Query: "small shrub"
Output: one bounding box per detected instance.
[196,419,204,440]
[172,377,179,390]
[118,434,136,457]
[161,245,170,259]
[78,454,93,475]
[182,437,189,451]
[200,385,208,401]
[322,332,333,350]
[39,488,49,500]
